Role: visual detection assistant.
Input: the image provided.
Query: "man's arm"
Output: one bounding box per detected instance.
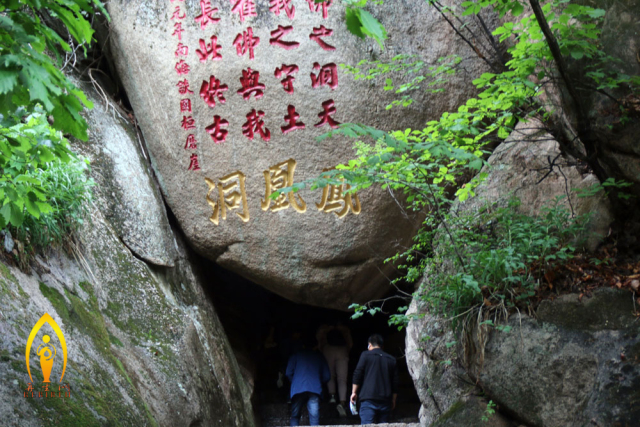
[351,353,366,404]
[350,383,360,404]
[285,354,296,382]
[391,361,399,409]
[321,356,331,383]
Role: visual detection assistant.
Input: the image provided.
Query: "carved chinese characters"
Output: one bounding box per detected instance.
[206,171,250,224]
[110,0,486,308]
[162,0,358,225]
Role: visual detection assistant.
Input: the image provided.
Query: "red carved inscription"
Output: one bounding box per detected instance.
[200,76,229,108]
[269,25,300,50]
[188,153,201,171]
[175,43,189,57]
[233,27,260,60]
[309,26,335,51]
[311,62,338,90]
[237,68,265,100]
[306,0,332,19]
[231,0,257,22]
[180,99,192,113]
[195,0,220,30]
[181,115,196,130]
[196,36,223,62]
[185,134,198,150]
[269,0,295,19]
[274,64,299,94]
[172,22,184,40]
[175,60,190,76]
[171,6,186,20]
[176,79,194,95]
[281,105,305,134]
[206,116,230,144]
[242,109,271,141]
[314,100,340,129]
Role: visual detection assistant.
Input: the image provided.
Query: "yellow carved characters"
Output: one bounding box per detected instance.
[205,159,361,225]
[316,178,361,218]
[262,159,306,213]
[205,171,250,225]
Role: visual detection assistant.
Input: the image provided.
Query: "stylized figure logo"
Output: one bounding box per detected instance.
[25,313,67,383]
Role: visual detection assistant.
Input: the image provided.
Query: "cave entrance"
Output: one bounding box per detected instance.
[204,264,420,426]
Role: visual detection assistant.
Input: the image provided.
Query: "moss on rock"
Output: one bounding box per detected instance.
[36,282,158,426]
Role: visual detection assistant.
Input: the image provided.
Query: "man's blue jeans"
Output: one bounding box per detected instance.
[290,392,320,426]
[359,399,391,424]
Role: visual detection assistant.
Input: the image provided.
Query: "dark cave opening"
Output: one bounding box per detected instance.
[202,263,421,426]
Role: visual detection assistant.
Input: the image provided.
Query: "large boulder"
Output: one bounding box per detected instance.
[406,286,640,427]
[405,296,516,427]
[105,0,495,309]
[475,288,640,427]
[0,84,253,427]
[79,80,178,267]
[457,119,613,251]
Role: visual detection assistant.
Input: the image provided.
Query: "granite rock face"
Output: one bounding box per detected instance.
[405,297,515,427]
[106,0,494,309]
[406,287,640,427]
[457,119,613,251]
[0,83,254,427]
[476,288,640,427]
[80,80,178,267]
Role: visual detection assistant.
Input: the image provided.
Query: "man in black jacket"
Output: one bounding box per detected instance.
[350,334,399,424]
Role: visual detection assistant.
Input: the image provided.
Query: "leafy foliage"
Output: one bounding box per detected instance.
[338,0,387,49]
[0,0,108,141]
[406,197,587,320]
[0,107,93,249]
[341,55,462,109]
[0,107,73,229]
[0,0,106,252]
[286,0,640,326]
[13,156,93,250]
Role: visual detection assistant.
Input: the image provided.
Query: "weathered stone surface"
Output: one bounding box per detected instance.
[405,294,516,427]
[405,298,475,426]
[106,0,494,309]
[79,80,177,267]
[457,119,613,251]
[589,2,640,198]
[406,287,640,427]
[473,288,640,427]
[0,207,253,427]
[431,396,513,427]
[0,100,253,425]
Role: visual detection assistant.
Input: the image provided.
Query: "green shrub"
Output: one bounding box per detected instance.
[351,197,589,328]
[13,157,93,250]
[0,106,93,252]
[413,197,588,320]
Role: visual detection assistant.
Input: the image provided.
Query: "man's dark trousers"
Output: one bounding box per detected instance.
[290,392,320,426]
[359,400,391,424]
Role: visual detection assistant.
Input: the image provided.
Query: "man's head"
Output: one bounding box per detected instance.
[367,334,384,350]
[302,333,317,350]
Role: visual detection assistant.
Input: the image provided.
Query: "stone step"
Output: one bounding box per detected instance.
[258,402,420,427]
[264,424,419,427]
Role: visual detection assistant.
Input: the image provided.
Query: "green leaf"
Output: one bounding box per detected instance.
[0,70,19,94]
[25,198,40,219]
[8,202,23,227]
[511,3,524,16]
[345,8,365,39]
[570,50,584,60]
[358,10,387,49]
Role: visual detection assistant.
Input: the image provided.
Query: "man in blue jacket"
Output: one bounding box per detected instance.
[350,334,399,424]
[286,336,331,426]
